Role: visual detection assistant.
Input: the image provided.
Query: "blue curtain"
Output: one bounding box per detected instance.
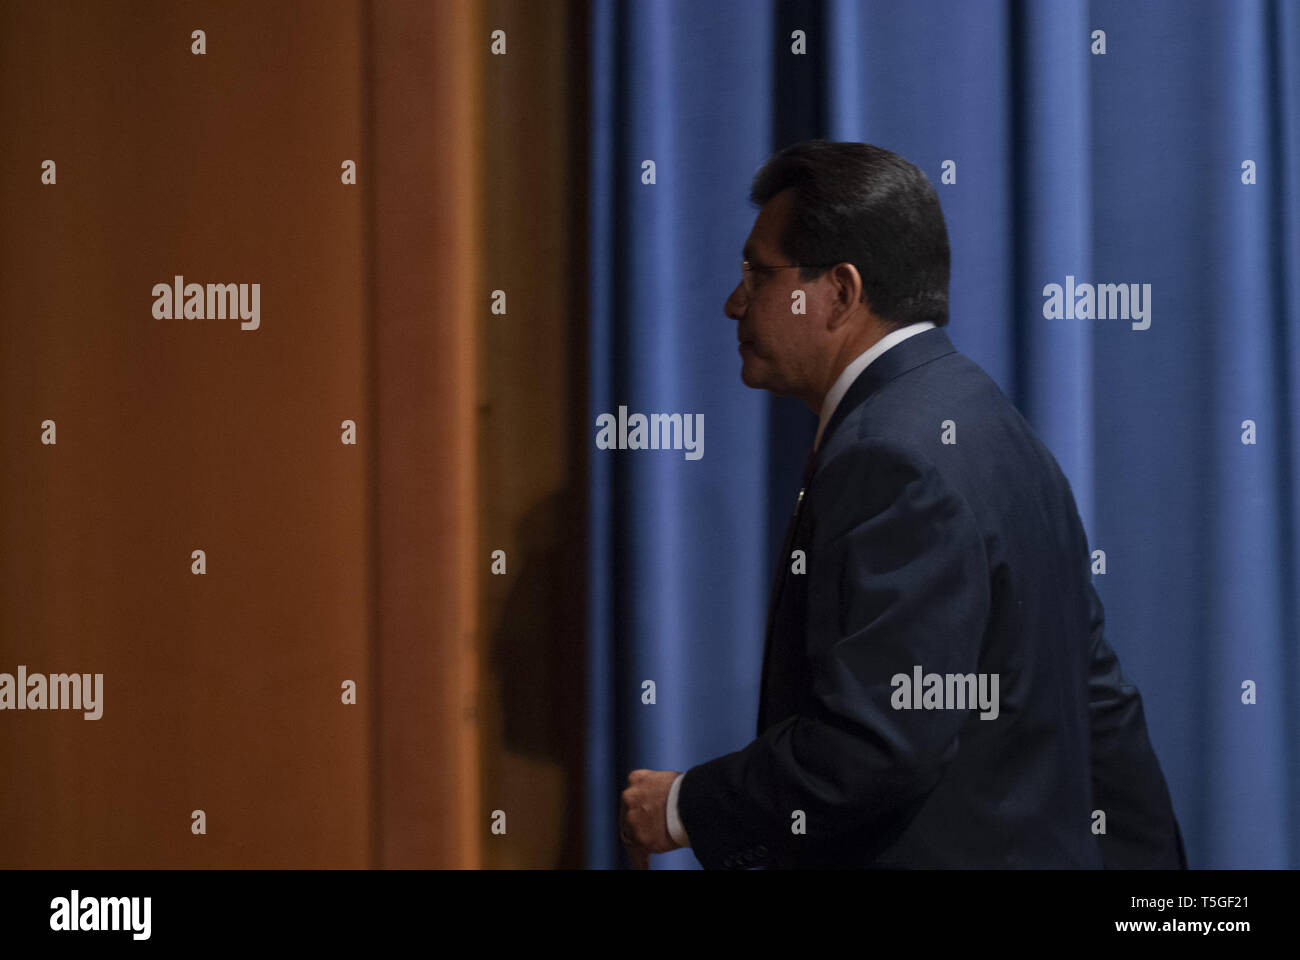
[587,0,1300,869]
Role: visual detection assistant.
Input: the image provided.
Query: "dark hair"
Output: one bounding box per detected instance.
[749,140,950,330]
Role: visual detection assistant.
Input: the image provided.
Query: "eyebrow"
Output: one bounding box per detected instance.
[742,243,756,260]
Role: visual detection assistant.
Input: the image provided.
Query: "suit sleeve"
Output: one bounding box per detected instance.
[1085,577,1187,867]
[677,439,991,869]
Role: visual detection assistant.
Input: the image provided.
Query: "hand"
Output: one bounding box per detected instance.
[620,769,684,869]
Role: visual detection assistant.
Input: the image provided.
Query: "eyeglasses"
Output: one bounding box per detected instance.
[741,259,840,294]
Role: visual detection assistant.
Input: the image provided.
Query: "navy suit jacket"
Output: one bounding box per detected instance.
[677,327,1186,868]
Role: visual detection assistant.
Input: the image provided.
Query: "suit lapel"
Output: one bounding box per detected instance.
[756,447,816,732]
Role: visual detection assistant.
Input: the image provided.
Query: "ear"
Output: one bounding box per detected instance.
[829,262,863,313]
[824,264,864,332]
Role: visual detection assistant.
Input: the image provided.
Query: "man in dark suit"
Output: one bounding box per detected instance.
[618,140,1185,869]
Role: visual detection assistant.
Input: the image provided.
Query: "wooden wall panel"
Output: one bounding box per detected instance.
[367,0,482,867]
[0,0,370,866]
[478,0,590,868]
[0,0,585,870]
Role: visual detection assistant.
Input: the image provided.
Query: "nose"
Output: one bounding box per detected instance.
[724,281,747,322]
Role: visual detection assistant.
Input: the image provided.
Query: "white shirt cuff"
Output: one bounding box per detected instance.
[666,772,689,847]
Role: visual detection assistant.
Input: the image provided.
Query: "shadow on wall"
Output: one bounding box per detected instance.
[486,487,587,867]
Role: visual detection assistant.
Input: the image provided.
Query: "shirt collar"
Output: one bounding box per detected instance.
[814,321,937,451]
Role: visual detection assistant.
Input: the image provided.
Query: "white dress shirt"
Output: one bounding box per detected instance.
[664,320,937,849]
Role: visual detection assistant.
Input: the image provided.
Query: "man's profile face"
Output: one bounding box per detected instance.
[725,187,824,400]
